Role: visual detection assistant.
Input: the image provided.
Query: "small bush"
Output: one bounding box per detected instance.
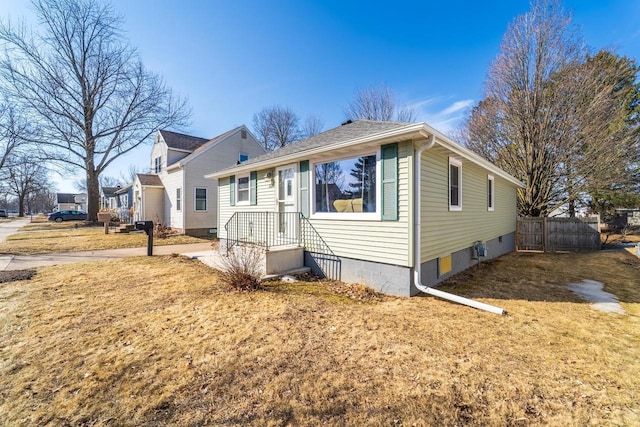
[219,244,264,291]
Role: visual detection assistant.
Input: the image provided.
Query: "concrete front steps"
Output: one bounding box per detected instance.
[187,244,310,280]
[262,245,311,279]
[115,224,136,234]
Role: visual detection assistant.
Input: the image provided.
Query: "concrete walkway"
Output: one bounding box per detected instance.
[0,218,31,244]
[0,218,224,271]
[0,242,218,271]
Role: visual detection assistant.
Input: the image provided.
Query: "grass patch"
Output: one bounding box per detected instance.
[0,251,638,426]
[0,227,212,255]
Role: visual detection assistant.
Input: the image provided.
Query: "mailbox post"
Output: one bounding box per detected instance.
[135,221,154,256]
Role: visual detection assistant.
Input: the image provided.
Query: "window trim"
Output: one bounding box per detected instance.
[449,157,462,211]
[194,187,207,211]
[310,149,381,221]
[487,174,495,212]
[236,174,250,205]
[176,187,182,211]
[154,156,162,173]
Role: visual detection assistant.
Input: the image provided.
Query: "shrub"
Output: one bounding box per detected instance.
[219,244,264,291]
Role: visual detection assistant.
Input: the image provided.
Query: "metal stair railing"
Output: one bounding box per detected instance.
[224,211,336,257]
[224,212,301,251]
[299,213,336,257]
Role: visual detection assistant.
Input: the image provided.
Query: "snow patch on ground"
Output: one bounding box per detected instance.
[566,279,625,314]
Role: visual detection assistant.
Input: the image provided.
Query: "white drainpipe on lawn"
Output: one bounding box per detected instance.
[413,134,505,315]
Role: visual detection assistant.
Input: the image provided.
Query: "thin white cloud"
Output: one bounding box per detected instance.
[412,98,475,134]
[440,99,474,116]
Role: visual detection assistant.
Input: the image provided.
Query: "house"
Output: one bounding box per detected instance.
[208,120,524,299]
[56,193,87,212]
[99,187,120,210]
[132,127,265,235]
[114,183,134,222]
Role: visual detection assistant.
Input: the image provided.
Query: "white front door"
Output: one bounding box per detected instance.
[275,164,298,238]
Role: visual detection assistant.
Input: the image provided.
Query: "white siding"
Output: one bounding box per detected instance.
[150,140,165,173]
[184,129,266,232]
[161,169,184,230]
[420,145,518,262]
[167,149,189,167]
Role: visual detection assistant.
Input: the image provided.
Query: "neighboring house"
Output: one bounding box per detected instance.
[208,120,524,297]
[612,208,640,227]
[133,127,265,235]
[56,193,87,212]
[113,183,134,223]
[99,186,120,210]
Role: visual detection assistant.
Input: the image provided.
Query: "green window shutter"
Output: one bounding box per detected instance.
[229,175,235,206]
[299,160,310,218]
[381,143,398,221]
[250,171,257,205]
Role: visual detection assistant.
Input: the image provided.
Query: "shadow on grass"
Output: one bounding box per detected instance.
[435,250,640,304]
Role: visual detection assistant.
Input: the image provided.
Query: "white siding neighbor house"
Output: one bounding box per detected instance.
[56,193,87,212]
[133,127,265,236]
[207,120,524,302]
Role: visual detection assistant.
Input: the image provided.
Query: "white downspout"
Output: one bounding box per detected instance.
[413,134,505,315]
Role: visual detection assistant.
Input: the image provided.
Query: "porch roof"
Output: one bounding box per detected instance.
[136,173,163,187]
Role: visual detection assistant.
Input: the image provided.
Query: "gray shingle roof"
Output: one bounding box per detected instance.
[136,173,163,186]
[114,183,133,195]
[168,126,242,168]
[159,129,209,151]
[215,120,411,174]
[100,187,119,197]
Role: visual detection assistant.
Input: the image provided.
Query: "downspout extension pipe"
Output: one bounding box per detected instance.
[413,134,505,315]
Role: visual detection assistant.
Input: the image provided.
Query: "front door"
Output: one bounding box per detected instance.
[276,164,298,240]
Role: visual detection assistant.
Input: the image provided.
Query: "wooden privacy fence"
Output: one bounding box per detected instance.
[517,217,601,252]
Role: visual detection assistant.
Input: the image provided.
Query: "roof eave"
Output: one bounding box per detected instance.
[205,122,524,188]
[206,123,426,179]
[419,123,524,188]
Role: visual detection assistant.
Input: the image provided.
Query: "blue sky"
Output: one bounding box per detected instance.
[2,0,639,192]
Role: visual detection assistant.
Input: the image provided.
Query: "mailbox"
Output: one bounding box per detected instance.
[135,221,154,256]
[135,220,154,234]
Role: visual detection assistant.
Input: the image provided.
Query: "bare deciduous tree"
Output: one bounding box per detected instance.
[252,106,302,151]
[28,188,57,213]
[344,84,416,122]
[0,0,190,221]
[0,101,28,175]
[302,115,325,138]
[5,156,49,216]
[463,0,639,217]
[120,164,143,185]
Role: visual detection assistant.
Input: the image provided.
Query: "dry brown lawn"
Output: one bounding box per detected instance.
[0,227,211,255]
[0,250,638,426]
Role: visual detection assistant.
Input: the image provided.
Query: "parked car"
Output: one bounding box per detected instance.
[0,209,7,218]
[48,210,87,222]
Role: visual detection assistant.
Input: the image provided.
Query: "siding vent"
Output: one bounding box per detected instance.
[241,129,247,139]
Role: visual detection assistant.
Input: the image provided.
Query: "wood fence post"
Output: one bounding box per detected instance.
[543,217,548,252]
